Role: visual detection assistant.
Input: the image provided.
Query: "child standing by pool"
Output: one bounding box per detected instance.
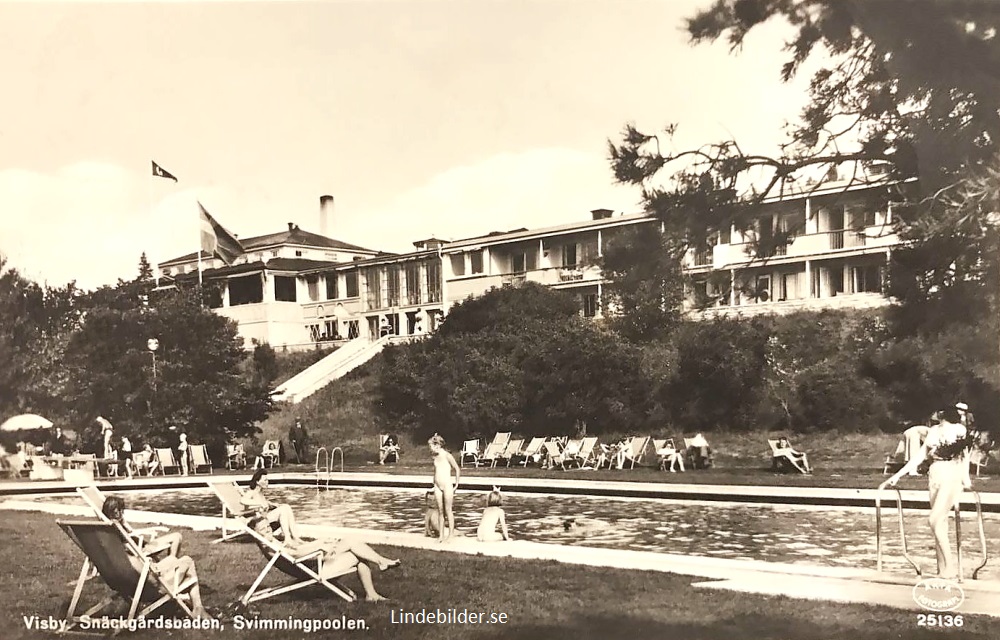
[477,487,510,542]
[428,434,460,542]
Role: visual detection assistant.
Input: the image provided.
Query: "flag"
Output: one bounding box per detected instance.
[198,202,243,266]
[152,160,178,182]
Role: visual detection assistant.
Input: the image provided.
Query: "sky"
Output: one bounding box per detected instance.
[0,0,814,289]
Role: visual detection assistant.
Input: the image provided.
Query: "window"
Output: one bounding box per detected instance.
[325,273,338,300]
[470,250,484,274]
[386,267,400,307]
[426,260,441,303]
[295,250,303,257]
[755,275,771,303]
[274,276,297,302]
[345,271,359,298]
[405,263,421,305]
[852,265,882,293]
[306,275,319,301]
[562,243,578,268]
[229,273,264,305]
[450,254,466,276]
[271,251,279,257]
[325,319,341,340]
[512,252,526,274]
[582,293,598,318]
[719,226,731,244]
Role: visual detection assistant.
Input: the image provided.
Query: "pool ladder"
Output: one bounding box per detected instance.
[314,446,344,489]
[875,484,988,582]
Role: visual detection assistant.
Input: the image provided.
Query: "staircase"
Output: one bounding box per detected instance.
[273,336,392,404]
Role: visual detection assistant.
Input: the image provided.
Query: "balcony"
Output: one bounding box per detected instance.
[501,273,527,287]
[709,227,895,268]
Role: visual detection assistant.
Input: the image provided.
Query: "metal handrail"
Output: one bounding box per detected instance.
[315,447,329,489]
[330,446,344,474]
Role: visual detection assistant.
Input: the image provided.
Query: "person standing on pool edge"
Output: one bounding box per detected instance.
[428,434,460,542]
[883,406,975,578]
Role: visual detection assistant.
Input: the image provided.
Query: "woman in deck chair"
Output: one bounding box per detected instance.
[241,468,305,545]
[773,437,811,474]
[250,516,399,602]
[101,497,211,619]
[102,495,183,559]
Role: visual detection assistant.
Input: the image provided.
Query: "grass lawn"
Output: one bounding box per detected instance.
[2,512,993,640]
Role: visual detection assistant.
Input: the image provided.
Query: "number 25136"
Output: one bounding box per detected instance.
[918,614,963,627]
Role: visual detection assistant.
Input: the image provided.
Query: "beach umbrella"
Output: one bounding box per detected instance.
[0,414,54,432]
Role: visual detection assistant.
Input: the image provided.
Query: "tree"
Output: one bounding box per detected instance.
[608,1,1000,331]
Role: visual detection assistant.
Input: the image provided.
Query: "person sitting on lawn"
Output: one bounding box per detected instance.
[240,468,305,545]
[477,487,510,542]
[249,516,399,601]
[774,436,811,474]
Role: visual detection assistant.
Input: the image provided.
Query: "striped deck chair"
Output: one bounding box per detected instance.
[459,439,481,467]
[518,437,545,467]
[58,520,202,632]
[499,439,524,467]
[154,448,181,475]
[190,444,213,474]
[478,441,507,468]
[621,436,650,469]
[241,518,357,605]
[77,486,172,554]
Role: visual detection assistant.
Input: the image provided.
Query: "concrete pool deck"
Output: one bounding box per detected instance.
[3,489,999,618]
[3,470,999,512]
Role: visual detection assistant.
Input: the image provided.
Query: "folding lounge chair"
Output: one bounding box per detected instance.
[241,520,357,605]
[621,436,650,469]
[683,437,714,469]
[491,432,512,448]
[518,437,545,467]
[459,439,481,468]
[77,486,171,552]
[378,435,400,464]
[260,440,280,468]
[155,448,181,475]
[189,444,213,475]
[210,481,257,544]
[498,439,524,467]
[226,443,247,470]
[769,439,810,474]
[477,441,507,468]
[573,437,600,468]
[883,440,906,475]
[131,451,152,476]
[542,440,569,470]
[57,519,201,633]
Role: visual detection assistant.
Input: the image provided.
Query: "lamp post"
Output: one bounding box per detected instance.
[147,338,159,392]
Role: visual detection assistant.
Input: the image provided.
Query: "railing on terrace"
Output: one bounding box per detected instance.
[502,273,527,287]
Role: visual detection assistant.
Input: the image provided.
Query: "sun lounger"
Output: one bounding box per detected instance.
[226,443,247,470]
[477,441,507,468]
[378,435,400,464]
[768,438,811,474]
[77,486,171,552]
[459,439,481,467]
[655,438,684,471]
[260,440,280,468]
[542,440,570,470]
[491,432,512,447]
[209,481,257,544]
[241,520,357,605]
[58,519,201,631]
[518,437,545,467]
[189,444,213,474]
[499,439,524,467]
[618,436,649,469]
[154,448,181,475]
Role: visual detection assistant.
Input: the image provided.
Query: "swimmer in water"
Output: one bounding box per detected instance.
[428,434,460,542]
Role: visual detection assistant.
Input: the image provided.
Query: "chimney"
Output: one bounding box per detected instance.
[287,222,295,231]
[591,208,614,220]
[320,195,334,237]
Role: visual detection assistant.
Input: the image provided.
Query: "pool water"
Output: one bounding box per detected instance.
[50,485,1000,578]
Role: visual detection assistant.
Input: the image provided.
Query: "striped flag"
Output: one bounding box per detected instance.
[198,202,243,266]
[151,161,178,182]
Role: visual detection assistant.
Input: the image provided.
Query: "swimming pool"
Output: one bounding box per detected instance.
[48,485,999,578]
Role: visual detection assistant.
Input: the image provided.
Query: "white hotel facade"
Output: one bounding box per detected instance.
[159,175,905,349]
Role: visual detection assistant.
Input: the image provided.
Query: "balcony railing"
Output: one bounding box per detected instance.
[501,274,527,287]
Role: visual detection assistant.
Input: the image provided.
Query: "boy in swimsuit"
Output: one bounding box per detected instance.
[428,434,460,542]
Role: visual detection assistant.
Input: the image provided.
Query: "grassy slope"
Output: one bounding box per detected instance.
[4,511,992,640]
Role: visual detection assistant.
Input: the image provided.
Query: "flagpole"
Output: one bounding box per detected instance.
[149,169,158,288]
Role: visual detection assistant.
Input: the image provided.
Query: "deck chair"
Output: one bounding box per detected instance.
[155,448,181,475]
[621,436,650,469]
[683,437,714,469]
[542,440,570,470]
[573,437,600,468]
[498,439,524,467]
[378,435,400,464]
[131,451,152,476]
[459,439,481,467]
[189,444,213,474]
[57,519,201,632]
[241,519,357,605]
[226,443,247,470]
[260,440,280,468]
[518,437,546,467]
[477,441,507,468]
[768,439,810,474]
[969,449,991,477]
[883,440,906,475]
[77,485,171,553]
[209,481,257,544]
[491,432,512,447]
